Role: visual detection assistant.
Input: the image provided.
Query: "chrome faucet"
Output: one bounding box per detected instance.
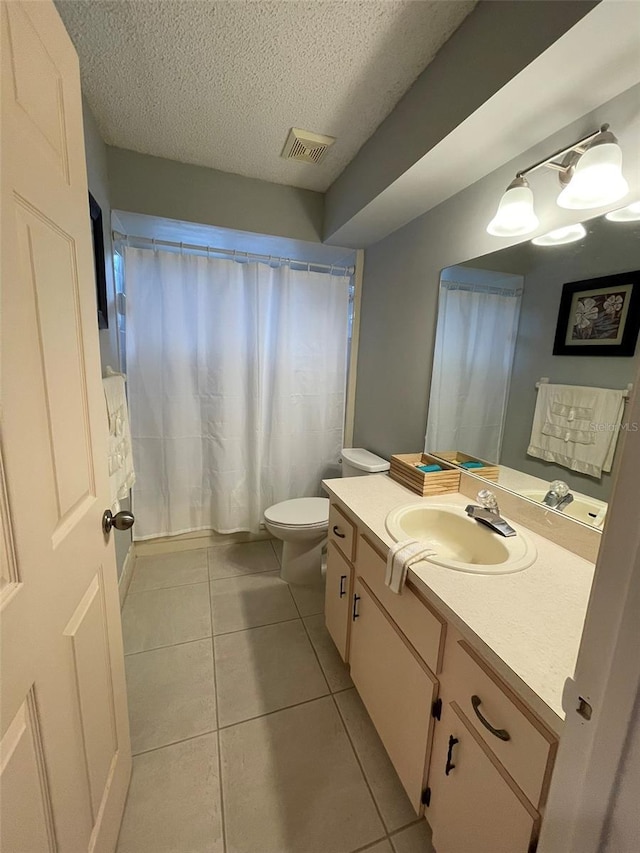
[542,480,574,512]
[465,490,516,537]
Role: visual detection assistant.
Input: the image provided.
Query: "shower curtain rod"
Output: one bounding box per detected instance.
[112,231,355,276]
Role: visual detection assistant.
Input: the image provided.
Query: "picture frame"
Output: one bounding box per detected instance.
[553,270,640,357]
[89,192,109,330]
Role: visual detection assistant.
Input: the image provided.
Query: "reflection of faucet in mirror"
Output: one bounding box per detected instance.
[542,480,575,512]
[465,490,517,538]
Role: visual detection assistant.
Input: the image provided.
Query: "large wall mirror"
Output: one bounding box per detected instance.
[425,209,640,529]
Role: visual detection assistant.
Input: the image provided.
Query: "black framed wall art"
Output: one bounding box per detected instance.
[553,270,640,357]
[89,191,109,330]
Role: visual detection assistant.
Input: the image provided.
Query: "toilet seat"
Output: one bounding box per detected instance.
[264,497,329,529]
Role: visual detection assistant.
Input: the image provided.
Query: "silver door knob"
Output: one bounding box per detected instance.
[102,509,135,535]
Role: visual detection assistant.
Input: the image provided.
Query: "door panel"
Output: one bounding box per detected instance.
[1,2,131,851]
[5,1,70,179]
[324,541,352,661]
[0,451,19,597]
[64,571,119,820]
[0,691,57,853]
[14,201,95,525]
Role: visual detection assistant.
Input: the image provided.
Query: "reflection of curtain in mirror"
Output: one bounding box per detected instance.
[425,281,522,462]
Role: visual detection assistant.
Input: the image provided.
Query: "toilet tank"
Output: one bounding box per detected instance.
[341,448,390,478]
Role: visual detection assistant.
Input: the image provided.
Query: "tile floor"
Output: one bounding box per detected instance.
[118,540,435,853]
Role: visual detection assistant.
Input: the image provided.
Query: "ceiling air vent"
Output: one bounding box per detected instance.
[281,128,336,165]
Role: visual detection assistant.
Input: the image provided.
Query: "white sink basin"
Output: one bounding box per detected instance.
[385,503,536,575]
[520,490,607,528]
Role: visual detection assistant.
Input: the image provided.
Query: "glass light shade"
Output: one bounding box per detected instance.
[605,201,640,222]
[557,142,629,209]
[487,184,539,236]
[531,223,587,246]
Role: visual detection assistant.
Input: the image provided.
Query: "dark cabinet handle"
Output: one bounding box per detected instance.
[339,575,347,598]
[445,735,458,776]
[333,525,346,539]
[471,695,511,742]
[352,593,360,621]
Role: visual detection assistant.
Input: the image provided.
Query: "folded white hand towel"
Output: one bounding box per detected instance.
[103,374,136,512]
[527,383,625,478]
[386,539,437,594]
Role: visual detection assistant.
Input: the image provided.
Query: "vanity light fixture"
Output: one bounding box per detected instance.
[487,124,629,236]
[531,223,587,246]
[605,200,640,222]
[486,176,540,236]
[557,126,629,209]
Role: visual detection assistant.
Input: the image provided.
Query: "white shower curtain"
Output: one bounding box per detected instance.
[425,281,522,462]
[125,247,350,539]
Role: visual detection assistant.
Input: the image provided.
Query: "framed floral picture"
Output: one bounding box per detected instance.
[553,270,640,356]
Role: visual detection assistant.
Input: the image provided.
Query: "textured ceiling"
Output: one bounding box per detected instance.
[56,0,476,191]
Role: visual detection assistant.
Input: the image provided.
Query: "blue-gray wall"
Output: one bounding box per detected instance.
[82,98,132,578]
[107,147,324,243]
[352,85,640,468]
[324,0,597,241]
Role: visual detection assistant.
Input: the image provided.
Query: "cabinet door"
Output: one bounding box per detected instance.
[427,701,539,853]
[325,541,353,662]
[349,578,437,813]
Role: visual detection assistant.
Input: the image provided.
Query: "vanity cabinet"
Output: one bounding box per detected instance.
[427,700,539,853]
[323,499,559,853]
[349,577,438,813]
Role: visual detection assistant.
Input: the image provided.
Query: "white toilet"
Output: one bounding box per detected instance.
[264,448,390,584]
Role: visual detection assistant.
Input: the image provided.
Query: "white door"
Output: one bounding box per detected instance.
[0,2,132,852]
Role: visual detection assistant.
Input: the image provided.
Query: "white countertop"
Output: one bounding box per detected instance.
[322,474,596,730]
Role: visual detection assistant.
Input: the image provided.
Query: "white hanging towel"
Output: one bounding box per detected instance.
[385,539,437,594]
[103,370,136,511]
[527,383,625,478]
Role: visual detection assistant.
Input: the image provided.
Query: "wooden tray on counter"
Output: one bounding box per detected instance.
[389,452,461,497]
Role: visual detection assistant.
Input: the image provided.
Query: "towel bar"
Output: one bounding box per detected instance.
[534,377,632,400]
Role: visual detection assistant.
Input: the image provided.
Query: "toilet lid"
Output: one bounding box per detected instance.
[264,497,330,528]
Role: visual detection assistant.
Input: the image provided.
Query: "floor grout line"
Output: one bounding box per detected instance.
[293,594,394,841]
[208,548,228,853]
[268,538,279,558]
[331,684,356,695]
[212,616,302,639]
[332,690,393,838]
[293,594,389,833]
[127,565,281,597]
[388,817,427,837]
[209,565,279,582]
[131,727,220,759]
[349,837,392,853]
[217,726,227,853]
[296,602,334,699]
[123,633,213,657]
[125,578,210,598]
[217,688,335,732]
[123,614,312,656]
